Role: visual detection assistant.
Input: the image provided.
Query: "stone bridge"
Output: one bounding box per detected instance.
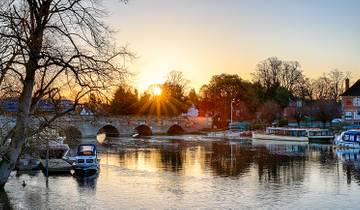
[0,115,213,140]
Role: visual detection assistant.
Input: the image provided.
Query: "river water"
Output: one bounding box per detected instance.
[2,135,360,209]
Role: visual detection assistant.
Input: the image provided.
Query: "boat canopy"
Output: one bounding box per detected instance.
[77,144,97,156]
[307,130,333,137]
[344,130,360,135]
[266,127,332,137]
[266,127,307,137]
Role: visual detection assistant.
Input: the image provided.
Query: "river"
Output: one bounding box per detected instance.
[1,135,360,209]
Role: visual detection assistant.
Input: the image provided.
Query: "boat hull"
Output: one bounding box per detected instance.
[40,159,73,174]
[335,140,360,149]
[74,165,99,176]
[252,133,309,142]
[308,136,334,144]
[74,169,98,176]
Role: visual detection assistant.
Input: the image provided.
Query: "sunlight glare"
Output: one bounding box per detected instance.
[153,86,162,96]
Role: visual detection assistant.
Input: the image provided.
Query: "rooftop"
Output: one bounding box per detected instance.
[341,79,360,96]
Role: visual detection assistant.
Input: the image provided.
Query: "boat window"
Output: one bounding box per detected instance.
[343,135,350,141]
[78,145,95,156]
[308,130,329,137]
[83,151,93,155]
[350,135,355,142]
[308,131,313,136]
[86,159,94,163]
[299,130,306,137]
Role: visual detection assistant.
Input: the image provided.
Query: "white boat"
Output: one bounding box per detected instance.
[207,130,252,140]
[335,130,360,149]
[252,127,334,143]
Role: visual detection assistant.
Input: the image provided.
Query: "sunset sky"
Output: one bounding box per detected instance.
[104,0,360,92]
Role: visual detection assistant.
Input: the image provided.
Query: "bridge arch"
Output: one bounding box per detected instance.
[97,125,120,137]
[60,126,82,147]
[167,124,184,135]
[134,124,152,136]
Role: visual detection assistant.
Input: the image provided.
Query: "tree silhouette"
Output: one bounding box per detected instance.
[0,0,132,187]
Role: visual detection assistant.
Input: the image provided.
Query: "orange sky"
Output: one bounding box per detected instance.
[104,0,360,92]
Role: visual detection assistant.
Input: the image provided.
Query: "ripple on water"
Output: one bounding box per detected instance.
[3,135,360,209]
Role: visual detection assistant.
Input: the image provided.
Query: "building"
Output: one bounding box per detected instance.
[1,98,19,112]
[0,98,74,114]
[341,79,360,124]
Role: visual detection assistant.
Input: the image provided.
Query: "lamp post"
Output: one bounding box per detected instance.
[230,99,235,124]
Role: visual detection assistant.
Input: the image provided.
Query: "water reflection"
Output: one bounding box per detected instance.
[100,138,336,185]
[336,148,360,184]
[74,174,98,188]
[4,136,360,209]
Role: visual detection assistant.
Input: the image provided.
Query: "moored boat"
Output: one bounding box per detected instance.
[39,138,72,174]
[73,144,100,176]
[335,130,360,149]
[16,155,40,171]
[252,127,334,143]
[207,130,252,140]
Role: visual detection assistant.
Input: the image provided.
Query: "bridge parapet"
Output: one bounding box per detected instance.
[0,115,213,139]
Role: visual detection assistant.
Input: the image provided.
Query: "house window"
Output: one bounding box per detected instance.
[354,97,360,107]
[345,112,353,120]
[355,111,360,120]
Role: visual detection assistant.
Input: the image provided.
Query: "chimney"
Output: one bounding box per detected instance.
[345,78,350,91]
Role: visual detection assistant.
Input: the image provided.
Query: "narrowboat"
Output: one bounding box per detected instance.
[335,130,360,149]
[73,144,100,176]
[252,127,334,143]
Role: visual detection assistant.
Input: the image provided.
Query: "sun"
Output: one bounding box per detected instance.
[153,86,162,96]
[147,84,163,97]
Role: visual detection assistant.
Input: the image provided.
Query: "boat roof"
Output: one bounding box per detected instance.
[344,130,360,135]
[78,143,97,148]
[40,143,69,151]
[77,144,97,152]
[77,144,97,155]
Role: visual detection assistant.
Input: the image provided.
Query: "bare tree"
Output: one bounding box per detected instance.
[0,0,132,187]
[311,74,333,100]
[281,61,303,93]
[164,70,190,95]
[293,77,313,100]
[252,57,305,96]
[328,69,350,101]
[311,69,350,101]
[252,57,283,91]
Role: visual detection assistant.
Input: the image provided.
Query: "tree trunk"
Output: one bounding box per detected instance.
[0,188,11,209]
[0,67,36,188]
